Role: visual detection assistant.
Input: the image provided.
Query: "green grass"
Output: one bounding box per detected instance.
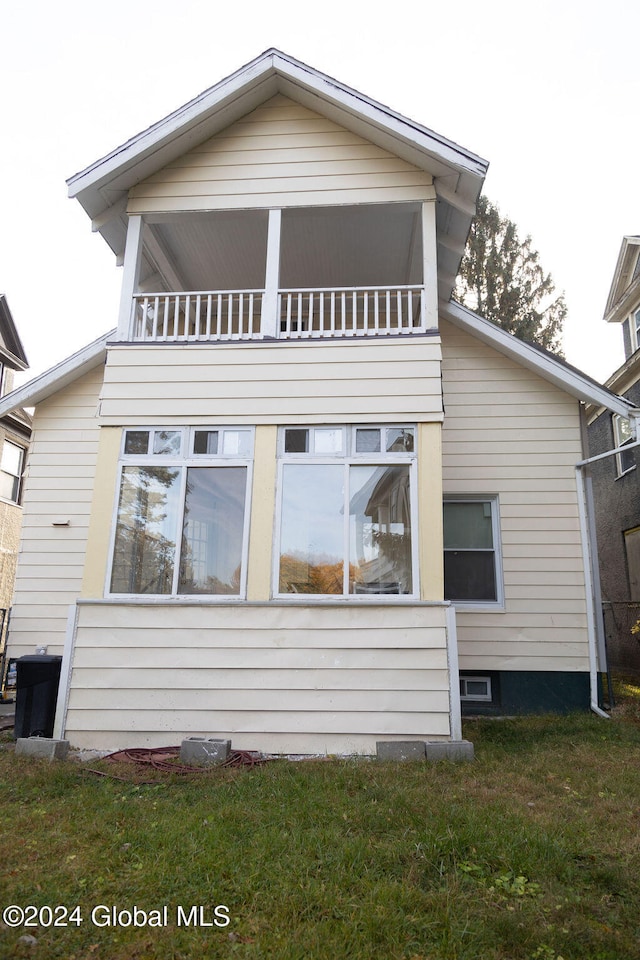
[2,700,640,959]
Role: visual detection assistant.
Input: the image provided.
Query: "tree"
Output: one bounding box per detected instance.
[455,195,566,356]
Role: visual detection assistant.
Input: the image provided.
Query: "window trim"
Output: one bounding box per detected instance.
[273,424,420,602]
[443,495,504,610]
[106,426,254,600]
[613,413,635,478]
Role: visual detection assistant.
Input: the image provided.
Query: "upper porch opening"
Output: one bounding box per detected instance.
[121,201,436,342]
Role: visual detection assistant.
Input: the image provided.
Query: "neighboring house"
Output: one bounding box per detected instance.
[587,237,640,675]
[0,296,30,608]
[0,296,31,688]
[0,50,635,753]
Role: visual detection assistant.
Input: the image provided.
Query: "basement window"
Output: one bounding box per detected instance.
[459,675,492,702]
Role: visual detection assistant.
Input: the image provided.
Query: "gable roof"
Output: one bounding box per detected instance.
[0,295,29,371]
[441,299,638,420]
[603,235,640,324]
[67,48,488,304]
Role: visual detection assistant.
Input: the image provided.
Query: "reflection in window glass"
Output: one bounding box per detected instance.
[386,428,414,452]
[194,431,218,455]
[349,465,412,594]
[111,466,181,594]
[179,467,247,594]
[153,430,182,456]
[355,429,381,453]
[443,500,497,602]
[124,431,149,455]
[279,464,344,593]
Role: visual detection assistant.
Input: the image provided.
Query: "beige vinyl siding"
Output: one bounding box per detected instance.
[8,367,102,657]
[98,337,443,425]
[440,319,588,672]
[64,602,451,753]
[128,95,434,214]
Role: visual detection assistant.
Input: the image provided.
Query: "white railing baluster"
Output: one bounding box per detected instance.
[306,292,314,338]
[205,295,212,339]
[131,285,424,342]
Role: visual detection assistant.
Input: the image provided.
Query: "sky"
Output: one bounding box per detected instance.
[1,0,639,387]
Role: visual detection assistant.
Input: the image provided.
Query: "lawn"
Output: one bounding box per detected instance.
[1,687,640,960]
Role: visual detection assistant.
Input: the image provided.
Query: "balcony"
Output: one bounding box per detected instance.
[131,285,426,342]
[122,202,436,343]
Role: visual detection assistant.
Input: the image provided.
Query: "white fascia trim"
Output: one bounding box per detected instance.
[441,299,637,419]
[0,330,112,416]
[603,236,640,320]
[67,49,487,201]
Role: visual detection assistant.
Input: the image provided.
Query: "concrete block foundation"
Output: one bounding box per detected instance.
[15,738,70,761]
[180,737,232,765]
[376,740,474,762]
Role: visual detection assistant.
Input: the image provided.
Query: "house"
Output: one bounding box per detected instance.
[587,237,640,675]
[0,50,635,753]
[0,295,31,692]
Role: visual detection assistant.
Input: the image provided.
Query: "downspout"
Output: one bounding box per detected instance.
[575,424,640,719]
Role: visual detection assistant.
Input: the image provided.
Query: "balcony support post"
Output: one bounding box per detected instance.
[421,200,438,330]
[262,208,282,339]
[117,215,144,340]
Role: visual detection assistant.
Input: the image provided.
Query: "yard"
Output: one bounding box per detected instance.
[1,682,640,960]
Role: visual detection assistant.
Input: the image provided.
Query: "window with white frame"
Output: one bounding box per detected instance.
[613,414,635,477]
[459,675,492,701]
[629,307,640,353]
[109,427,253,597]
[276,425,417,597]
[443,497,502,604]
[0,440,24,503]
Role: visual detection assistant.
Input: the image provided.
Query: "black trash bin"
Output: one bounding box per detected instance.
[14,655,63,739]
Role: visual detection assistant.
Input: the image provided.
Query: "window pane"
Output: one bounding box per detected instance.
[221,430,252,456]
[0,472,19,502]
[279,464,343,593]
[443,501,493,549]
[1,441,22,476]
[110,466,181,594]
[355,429,381,453]
[314,428,343,454]
[124,431,149,455]
[444,551,496,601]
[153,430,181,456]
[349,465,412,594]
[386,428,414,452]
[194,430,218,455]
[614,416,633,445]
[179,467,246,595]
[284,429,308,453]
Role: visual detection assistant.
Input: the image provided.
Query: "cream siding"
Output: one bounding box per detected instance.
[128,95,434,214]
[441,323,589,671]
[98,337,444,425]
[440,319,588,672]
[8,367,103,657]
[64,602,452,753]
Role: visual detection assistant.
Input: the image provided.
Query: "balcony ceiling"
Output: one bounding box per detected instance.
[139,203,423,293]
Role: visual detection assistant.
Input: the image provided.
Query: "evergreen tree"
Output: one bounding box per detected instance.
[455,196,566,355]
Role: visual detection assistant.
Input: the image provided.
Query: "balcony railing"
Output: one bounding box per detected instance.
[130,285,426,343]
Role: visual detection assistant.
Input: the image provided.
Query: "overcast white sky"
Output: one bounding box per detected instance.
[1,0,639,386]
